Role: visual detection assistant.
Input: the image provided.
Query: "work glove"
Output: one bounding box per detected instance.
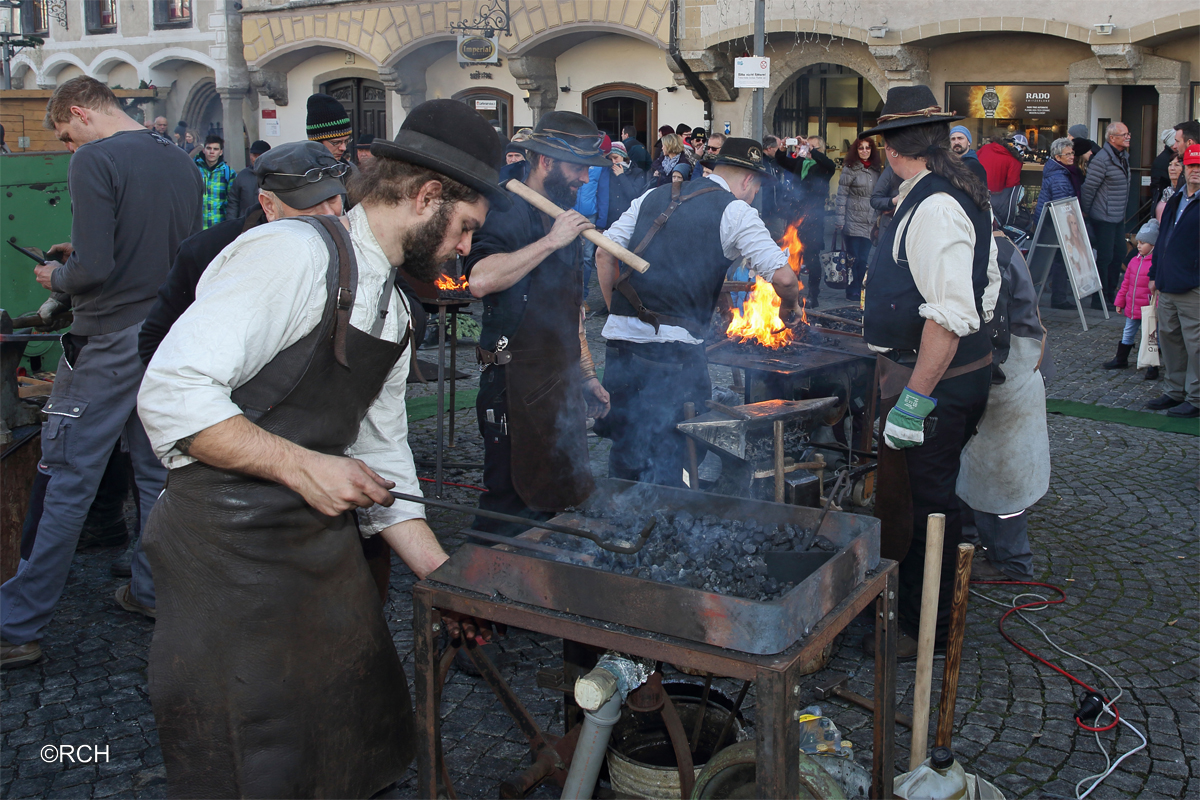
[883,386,937,450]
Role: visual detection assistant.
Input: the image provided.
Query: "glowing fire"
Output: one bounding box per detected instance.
[726,276,795,349]
[780,222,805,278]
[435,273,469,291]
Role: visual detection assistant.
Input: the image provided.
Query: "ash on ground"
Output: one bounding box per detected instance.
[537,509,835,601]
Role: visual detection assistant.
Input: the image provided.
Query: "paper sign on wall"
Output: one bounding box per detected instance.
[263,120,280,137]
[734,57,771,89]
[474,99,498,111]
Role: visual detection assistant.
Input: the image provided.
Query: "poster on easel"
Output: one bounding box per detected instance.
[1027,196,1109,331]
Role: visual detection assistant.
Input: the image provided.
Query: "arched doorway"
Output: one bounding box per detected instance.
[182,78,223,141]
[453,88,514,138]
[772,64,882,154]
[584,83,656,148]
[321,77,387,142]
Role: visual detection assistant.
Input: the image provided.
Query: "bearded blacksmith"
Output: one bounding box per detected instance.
[136,100,499,797]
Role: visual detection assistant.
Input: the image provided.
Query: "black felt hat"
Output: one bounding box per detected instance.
[861,85,963,138]
[371,99,509,210]
[306,93,352,142]
[516,111,610,168]
[356,133,375,149]
[704,137,770,175]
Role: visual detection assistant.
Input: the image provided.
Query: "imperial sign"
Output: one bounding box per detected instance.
[458,35,499,65]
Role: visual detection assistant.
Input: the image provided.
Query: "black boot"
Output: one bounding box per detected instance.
[1102,342,1132,369]
[1144,366,1159,380]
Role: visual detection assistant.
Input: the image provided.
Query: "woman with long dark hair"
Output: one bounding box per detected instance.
[835,136,883,299]
[858,86,1000,660]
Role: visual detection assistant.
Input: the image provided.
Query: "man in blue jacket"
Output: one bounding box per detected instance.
[1146,144,1200,418]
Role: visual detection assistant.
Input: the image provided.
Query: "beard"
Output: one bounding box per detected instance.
[543,160,584,209]
[400,201,455,283]
[950,144,968,155]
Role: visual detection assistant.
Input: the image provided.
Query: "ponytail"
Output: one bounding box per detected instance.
[884,123,991,211]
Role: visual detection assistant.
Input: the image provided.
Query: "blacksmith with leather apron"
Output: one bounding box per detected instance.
[859,86,1001,659]
[596,138,802,486]
[136,100,504,797]
[465,111,612,535]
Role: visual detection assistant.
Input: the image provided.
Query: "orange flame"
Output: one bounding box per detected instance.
[780,222,805,278]
[435,273,469,291]
[726,276,795,349]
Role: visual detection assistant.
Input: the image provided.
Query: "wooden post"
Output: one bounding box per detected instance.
[909,513,945,770]
[684,402,699,489]
[935,543,976,750]
[773,419,785,503]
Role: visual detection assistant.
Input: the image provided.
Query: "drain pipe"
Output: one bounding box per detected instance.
[561,655,652,800]
[669,0,713,129]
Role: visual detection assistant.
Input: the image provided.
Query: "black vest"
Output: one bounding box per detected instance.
[610,180,736,333]
[863,172,992,367]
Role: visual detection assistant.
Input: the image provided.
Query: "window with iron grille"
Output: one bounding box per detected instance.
[85,0,118,34]
[154,0,192,29]
[21,0,51,36]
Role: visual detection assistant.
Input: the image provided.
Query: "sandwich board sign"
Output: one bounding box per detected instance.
[734,58,771,89]
[1026,196,1109,331]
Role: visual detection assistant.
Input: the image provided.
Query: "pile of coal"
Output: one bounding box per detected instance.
[542,510,827,601]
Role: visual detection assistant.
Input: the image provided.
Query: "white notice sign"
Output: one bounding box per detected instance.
[734,57,771,89]
[474,99,498,111]
[263,120,280,137]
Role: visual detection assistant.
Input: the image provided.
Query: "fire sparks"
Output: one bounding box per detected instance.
[435,273,469,291]
[726,276,795,349]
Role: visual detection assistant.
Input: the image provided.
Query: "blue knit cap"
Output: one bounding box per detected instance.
[950,125,972,145]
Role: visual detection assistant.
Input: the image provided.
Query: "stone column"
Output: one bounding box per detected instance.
[217,88,247,170]
[868,45,930,89]
[509,56,558,126]
[1067,82,1094,133]
[1156,85,1189,132]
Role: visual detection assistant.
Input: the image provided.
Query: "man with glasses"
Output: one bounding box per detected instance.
[706,132,726,156]
[1081,121,1131,308]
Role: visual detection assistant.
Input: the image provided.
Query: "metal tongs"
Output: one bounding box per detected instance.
[388,491,656,555]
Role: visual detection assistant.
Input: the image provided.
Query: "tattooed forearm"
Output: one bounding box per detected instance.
[176,434,198,455]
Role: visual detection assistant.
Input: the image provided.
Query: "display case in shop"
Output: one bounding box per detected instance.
[945,83,1069,162]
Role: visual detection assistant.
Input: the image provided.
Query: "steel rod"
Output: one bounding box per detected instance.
[712,680,751,754]
[435,305,446,497]
[773,420,785,503]
[684,402,699,489]
[463,529,593,563]
[390,491,655,554]
[689,673,713,754]
[449,310,458,448]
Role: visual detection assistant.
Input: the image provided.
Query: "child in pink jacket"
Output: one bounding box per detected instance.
[1102,219,1157,378]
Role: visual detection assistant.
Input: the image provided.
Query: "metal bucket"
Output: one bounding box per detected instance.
[606,683,744,800]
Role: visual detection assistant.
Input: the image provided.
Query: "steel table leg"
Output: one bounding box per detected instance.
[413,587,439,799]
[755,661,802,798]
[872,568,899,799]
[435,305,446,497]
[449,311,458,448]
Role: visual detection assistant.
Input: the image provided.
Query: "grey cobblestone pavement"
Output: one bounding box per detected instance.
[3,297,1196,799]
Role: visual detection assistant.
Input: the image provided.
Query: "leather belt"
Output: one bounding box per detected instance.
[476,345,512,367]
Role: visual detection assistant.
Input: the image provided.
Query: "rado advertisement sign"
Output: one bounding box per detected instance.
[458,34,499,65]
[947,84,1067,120]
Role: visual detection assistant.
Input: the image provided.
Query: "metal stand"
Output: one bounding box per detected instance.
[429,298,476,497]
[413,561,899,799]
[435,305,445,497]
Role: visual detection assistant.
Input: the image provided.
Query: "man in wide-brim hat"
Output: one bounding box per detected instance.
[594,138,802,487]
[859,85,1002,660]
[465,111,612,535]
[136,99,502,797]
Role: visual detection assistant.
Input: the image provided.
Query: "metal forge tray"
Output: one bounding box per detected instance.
[428,479,880,655]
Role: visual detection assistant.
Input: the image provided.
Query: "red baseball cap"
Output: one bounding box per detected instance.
[1185,144,1200,166]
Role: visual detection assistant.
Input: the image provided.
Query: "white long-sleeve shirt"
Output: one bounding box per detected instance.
[883,169,1001,341]
[601,173,789,345]
[138,204,425,533]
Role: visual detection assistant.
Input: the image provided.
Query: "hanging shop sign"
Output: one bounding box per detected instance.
[947,84,1067,120]
[734,57,771,89]
[458,34,499,65]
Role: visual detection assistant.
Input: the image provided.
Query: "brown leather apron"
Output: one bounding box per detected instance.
[142,216,414,799]
[504,215,595,511]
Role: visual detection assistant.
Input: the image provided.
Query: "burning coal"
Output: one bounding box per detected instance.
[435,273,470,292]
[725,276,798,349]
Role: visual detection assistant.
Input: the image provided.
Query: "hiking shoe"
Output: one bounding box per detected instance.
[1,638,42,669]
[114,584,156,620]
[1167,402,1199,418]
[1146,394,1184,411]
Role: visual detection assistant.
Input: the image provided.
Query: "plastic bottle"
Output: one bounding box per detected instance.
[893,747,969,800]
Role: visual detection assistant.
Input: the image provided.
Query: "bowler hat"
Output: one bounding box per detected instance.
[861,85,963,138]
[254,141,347,210]
[371,99,510,210]
[516,111,610,167]
[704,137,770,175]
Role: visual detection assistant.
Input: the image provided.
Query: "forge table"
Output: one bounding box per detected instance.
[412,560,899,799]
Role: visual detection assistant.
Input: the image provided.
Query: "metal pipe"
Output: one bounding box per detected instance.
[560,690,622,799]
[752,0,765,137]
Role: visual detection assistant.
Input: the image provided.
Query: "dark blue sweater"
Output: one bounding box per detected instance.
[1149,190,1199,294]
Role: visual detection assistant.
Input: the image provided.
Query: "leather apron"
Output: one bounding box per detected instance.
[143,216,414,799]
[504,215,595,511]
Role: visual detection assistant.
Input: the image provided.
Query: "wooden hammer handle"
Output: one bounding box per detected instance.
[503,179,650,273]
[935,543,975,750]
[909,512,946,770]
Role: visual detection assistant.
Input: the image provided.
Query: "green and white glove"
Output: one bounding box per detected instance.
[883,387,937,450]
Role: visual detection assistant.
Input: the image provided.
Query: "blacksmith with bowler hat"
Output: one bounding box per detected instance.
[135,100,503,798]
[596,138,801,486]
[465,110,612,534]
[860,85,1001,660]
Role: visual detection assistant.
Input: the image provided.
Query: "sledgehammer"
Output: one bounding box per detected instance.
[814,673,913,730]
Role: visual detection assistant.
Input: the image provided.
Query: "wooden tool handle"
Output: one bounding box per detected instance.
[909,512,946,770]
[503,180,651,273]
[935,543,975,750]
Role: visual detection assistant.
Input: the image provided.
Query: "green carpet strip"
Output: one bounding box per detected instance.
[1046,399,1199,436]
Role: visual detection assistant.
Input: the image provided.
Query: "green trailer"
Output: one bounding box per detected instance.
[1,150,73,372]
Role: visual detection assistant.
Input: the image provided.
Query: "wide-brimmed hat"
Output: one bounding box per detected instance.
[254,141,347,210]
[371,99,509,210]
[516,111,609,167]
[704,137,770,175]
[861,85,963,138]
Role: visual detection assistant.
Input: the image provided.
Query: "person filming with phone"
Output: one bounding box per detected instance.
[774,134,836,307]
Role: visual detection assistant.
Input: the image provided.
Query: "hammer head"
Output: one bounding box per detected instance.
[813,672,850,700]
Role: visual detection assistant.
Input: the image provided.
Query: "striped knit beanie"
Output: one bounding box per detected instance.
[306,93,352,141]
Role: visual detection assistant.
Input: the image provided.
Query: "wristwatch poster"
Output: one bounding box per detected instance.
[981,86,1000,118]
